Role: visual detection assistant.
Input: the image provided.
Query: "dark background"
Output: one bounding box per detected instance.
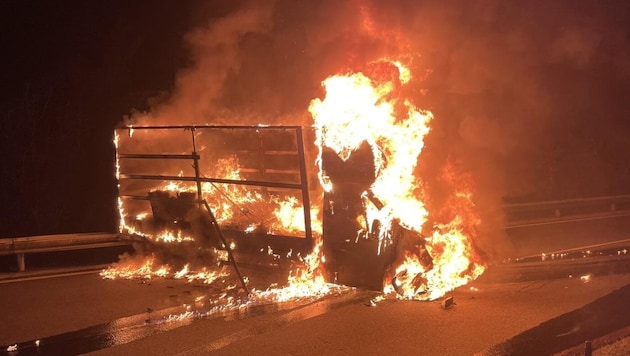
[1,0,629,239]
[0,1,216,237]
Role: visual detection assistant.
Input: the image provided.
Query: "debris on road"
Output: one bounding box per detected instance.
[441,295,455,309]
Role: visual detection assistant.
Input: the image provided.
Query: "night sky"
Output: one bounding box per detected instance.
[1,0,630,239]
[1,1,209,237]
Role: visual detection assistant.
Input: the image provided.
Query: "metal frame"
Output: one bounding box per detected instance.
[0,233,135,272]
[115,125,315,293]
[505,194,630,229]
[116,124,313,242]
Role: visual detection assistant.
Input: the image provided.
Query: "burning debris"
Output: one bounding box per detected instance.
[441,295,455,309]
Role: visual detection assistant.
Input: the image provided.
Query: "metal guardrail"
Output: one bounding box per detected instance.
[1,195,629,273]
[505,194,630,229]
[503,194,630,209]
[0,233,137,272]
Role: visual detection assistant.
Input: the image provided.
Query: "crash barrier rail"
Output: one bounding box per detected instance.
[1,196,629,273]
[505,194,630,229]
[0,233,136,272]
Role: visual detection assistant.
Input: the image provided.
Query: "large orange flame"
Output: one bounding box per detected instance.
[309,59,485,300]
[310,60,432,244]
[108,58,484,303]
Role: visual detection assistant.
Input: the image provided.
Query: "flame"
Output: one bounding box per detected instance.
[310,61,431,241]
[108,57,484,304]
[310,59,485,300]
[384,216,485,300]
[100,255,168,280]
[110,136,324,286]
[155,230,195,243]
[100,254,230,283]
[271,196,322,236]
[114,151,321,239]
[113,132,126,234]
[174,264,190,279]
[253,236,342,302]
[310,60,430,241]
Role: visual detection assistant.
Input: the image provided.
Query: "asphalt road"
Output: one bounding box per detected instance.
[2,251,630,355]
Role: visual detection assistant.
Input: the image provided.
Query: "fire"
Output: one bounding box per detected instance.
[284,237,327,297]
[271,196,322,236]
[154,230,194,243]
[114,148,321,238]
[310,59,485,300]
[100,254,230,283]
[385,216,485,300]
[310,61,432,240]
[108,56,484,304]
[111,128,325,286]
[100,255,169,280]
[253,236,342,302]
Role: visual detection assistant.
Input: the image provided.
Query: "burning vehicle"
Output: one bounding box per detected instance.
[105,59,485,302]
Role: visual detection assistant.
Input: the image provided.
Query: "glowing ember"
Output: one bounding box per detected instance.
[165,311,195,322]
[174,264,190,279]
[186,268,231,284]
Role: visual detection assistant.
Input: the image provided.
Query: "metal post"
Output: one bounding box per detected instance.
[584,340,592,356]
[188,127,249,296]
[259,132,268,197]
[17,253,25,272]
[295,127,313,242]
[189,128,203,206]
[202,199,250,296]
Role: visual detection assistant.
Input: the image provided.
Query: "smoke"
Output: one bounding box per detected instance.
[124,0,630,259]
[127,0,276,125]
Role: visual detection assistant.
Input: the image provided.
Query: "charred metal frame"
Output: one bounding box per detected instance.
[116,125,314,290]
[116,125,314,292]
[116,125,313,242]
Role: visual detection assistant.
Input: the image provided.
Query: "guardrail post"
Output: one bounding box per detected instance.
[584,340,592,356]
[17,253,26,272]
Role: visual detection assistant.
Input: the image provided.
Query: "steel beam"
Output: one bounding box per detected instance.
[118,174,304,190]
[118,153,200,160]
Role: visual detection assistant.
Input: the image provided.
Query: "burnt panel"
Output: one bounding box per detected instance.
[148,191,196,229]
[320,142,398,290]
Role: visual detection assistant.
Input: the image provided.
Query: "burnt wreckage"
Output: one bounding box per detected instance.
[116,125,432,291]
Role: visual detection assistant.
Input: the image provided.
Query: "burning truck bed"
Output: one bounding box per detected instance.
[115,125,405,291]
